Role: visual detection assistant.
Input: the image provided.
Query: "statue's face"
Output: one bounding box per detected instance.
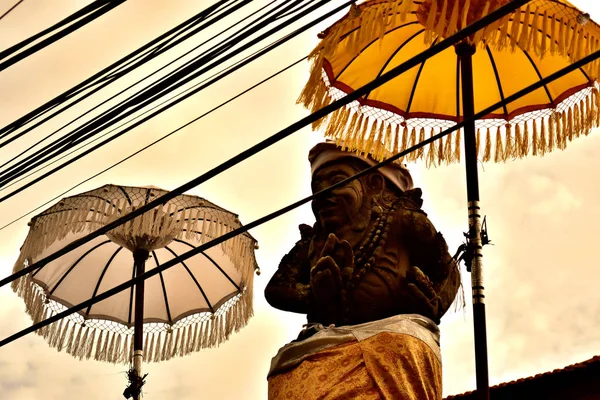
[311,162,365,230]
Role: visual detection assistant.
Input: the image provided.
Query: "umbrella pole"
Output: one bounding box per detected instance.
[456,42,490,400]
[132,248,149,400]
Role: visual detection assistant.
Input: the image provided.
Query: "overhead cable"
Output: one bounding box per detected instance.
[0,0,335,196]
[0,0,24,22]
[0,0,126,73]
[0,0,273,173]
[0,0,245,146]
[0,0,312,179]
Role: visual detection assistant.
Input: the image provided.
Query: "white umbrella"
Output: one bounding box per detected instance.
[11,184,259,398]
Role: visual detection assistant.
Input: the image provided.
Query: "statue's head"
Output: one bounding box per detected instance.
[308,142,413,233]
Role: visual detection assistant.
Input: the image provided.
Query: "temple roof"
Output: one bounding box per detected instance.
[444,356,600,399]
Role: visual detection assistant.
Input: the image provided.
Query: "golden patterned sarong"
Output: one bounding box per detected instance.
[268,316,442,400]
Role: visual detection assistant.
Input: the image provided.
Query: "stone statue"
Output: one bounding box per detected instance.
[265,142,461,400]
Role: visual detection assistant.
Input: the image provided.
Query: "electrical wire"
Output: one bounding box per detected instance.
[0,0,274,173]
[0,0,334,194]
[0,0,310,176]
[0,0,24,22]
[0,55,307,233]
[0,0,245,146]
[0,0,533,292]
[0,0,126,72]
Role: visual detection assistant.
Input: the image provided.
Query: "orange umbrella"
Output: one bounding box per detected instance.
[299,0,600,397]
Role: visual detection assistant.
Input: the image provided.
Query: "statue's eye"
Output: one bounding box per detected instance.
[331,174,348,184]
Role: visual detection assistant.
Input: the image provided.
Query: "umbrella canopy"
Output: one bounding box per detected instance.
[299,0,600,165]
[11,184,259,364]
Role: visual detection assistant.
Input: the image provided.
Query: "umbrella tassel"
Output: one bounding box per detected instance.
[505,124,514,160]
[510,7,521,52]
[78,326,90,360]
[397,125,406,160]
[365,120,378,157]
[51,317,66,349]
[517,4,531,51]
[473,1,490,46]
[58,320,73,352]
[400,0,413,22]
[180,326,190,357]
[94,331,104,361]
[528,6,540,54]
[407,127,417,161]
[595,87,600,127]
[443,131,452,164]
[455,128,461,163]
[146,333,155,362]
[585,96,593,134]
[548,113,556,152]
[446,0,459,36]
[557,111,565,150]
[104,330,116,362]
[344,114,362,152]
[567,108,574,143]
[342,112,359,150]
[426,131,436,168]
[62,321,79,355]
[188,324,197,354]
[358,116,372,155]
[434,0,448,39]
[539,117,547,156]
[39,308,52,339]
[580,99,587,135]
[574,102,581,138]
[532,120,539,156]
[483,128,492,162]
[558,17,566,55]
[171,328,181,358]
[86,329,96,360]
[540,11,548,57]
[151,333,161,363]
[497,14,510,51]
[574,26,585,62]
[372,122,385,161]
[416,127,426,160]
[494,126,504,162]
[424,0,437,43]
[521,123,529,157]
[550,14,557,55]
[380,122,393,160]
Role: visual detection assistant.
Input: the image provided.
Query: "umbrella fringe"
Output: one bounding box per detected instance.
[483,128,492,162]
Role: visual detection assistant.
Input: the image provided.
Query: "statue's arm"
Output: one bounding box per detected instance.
[398,192,461,320]
[264,225,313,314]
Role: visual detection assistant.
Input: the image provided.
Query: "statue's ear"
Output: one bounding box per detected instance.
[366,173,385,192]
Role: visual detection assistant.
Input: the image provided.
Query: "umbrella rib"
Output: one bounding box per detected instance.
[152,251,173,324]
[517,44,554,104]
[164,245,215,314]
[117,186,133,205]
[45,239,111,293]
[334,21,420,82]
[174,238,240,290]
[485,45,509,118]
[406,37,438,113]
[84,246,123,316]
[364,28,425,101]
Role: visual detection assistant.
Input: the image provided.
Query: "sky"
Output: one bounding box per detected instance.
[0,1,599,399]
